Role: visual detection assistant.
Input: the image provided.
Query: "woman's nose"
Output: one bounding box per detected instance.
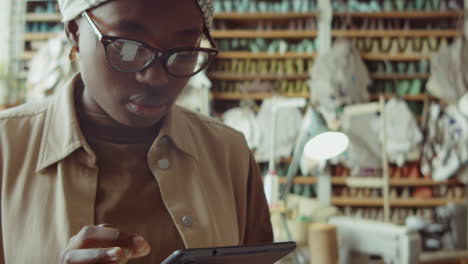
[135,60,169,86]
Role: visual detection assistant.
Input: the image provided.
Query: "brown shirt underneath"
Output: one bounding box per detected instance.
[78,110,185,263]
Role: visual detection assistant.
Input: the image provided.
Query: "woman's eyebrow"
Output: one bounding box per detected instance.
[174,28,203,36]
[111,20,146,32]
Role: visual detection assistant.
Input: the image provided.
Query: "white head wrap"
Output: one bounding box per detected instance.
[58,0,214,29]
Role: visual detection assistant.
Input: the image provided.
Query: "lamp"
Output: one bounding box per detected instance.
[303,131,349,205]
[304,132,349,161]
[263,97,307,207]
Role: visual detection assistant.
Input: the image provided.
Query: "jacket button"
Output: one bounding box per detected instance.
[159,137,170,146]
[158,159,170,170]
[182,216,193,227]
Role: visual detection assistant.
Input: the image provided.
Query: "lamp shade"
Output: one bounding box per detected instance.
[304,132,349,161]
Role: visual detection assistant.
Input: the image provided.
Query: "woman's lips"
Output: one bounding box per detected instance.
[126,95,168,118]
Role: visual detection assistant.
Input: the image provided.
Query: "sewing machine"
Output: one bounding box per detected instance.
[329,216,421,264]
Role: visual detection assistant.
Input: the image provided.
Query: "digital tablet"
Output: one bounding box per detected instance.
[161,241,296,264]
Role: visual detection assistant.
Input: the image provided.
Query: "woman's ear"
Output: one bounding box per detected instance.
[65,20,80,48]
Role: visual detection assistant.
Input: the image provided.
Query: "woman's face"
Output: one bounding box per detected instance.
[70,0,204,128]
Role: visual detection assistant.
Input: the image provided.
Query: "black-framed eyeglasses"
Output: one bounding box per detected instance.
[81,11,219,78]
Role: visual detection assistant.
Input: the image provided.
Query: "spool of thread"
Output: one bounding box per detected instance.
[308,223,339,264]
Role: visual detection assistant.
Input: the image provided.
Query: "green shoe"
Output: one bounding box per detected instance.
[397,62,407,74]
[407,62,416,75]
[419,59,429,74]
[223,0,233,12]
[416,0,425,10]
[408,79,422,95]
[397,80,411,96]
[395,0,406,10]
[376,62,386,74]
[385,62,394,74]
[383,0,394,11]
[385,81,395,94]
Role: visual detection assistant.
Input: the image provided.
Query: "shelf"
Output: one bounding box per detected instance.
[420,250,468,264]
[362,53,431,61]
[212,30,317,39]
[208,72,309,81]
[334,11,463,19]
[216,51,428,61]
[24,32,57,41]
[332,30,461,38]
[0,105,18,111]
[217,51,317,59]
[370,94,428,102]
[212,92,427,101]
[212,92,309,100]
[279,177,461,187]
[214,12,316,20]
[331,198,465,207]
[370,73,430,80]
[21,51,36,60]
[26,13,62,22]
[212,30,460,39]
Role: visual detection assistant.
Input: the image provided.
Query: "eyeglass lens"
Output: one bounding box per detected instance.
[105,38,211,76]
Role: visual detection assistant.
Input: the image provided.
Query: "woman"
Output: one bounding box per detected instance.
[0,0,273,263]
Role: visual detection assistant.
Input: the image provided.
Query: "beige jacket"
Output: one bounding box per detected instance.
[0,74,273,263]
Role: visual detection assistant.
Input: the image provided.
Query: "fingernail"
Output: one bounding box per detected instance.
[133,236,150,255]
[106,247,120,260]
[133,236,146,248]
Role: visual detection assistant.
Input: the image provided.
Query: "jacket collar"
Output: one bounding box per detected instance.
[36,74,197,172]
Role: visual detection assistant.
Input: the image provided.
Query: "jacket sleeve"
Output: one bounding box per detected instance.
[0,128,5,263]
[242,150,274,245]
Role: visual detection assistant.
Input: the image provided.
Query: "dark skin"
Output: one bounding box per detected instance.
[62,0,205,262]
[67,0,204,137]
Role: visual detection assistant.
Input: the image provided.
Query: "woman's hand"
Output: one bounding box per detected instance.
[60,224,151,263]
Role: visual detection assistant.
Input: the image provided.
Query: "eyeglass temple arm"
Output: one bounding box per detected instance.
[204,27,218,50]
[82,11,103,40]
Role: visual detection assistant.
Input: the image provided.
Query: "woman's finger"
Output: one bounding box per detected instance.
[67,226,150,257]
[61,247,124,264]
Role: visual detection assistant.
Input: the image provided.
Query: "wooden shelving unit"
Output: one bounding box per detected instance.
[279,176,461,187]
[26,13,62,22]
[420,250,468,264]
[369,94,430,102]
[370,73,430,80]
[331,198,465,207]
[361,53,431,61]
[211,92,428,101]
[209,7,466,230]
[208,72,309,81]
[212,92,310,100]
[213,11,463,20]
[217,52,429,61]
[212,30,318,39]
[333,11,463,19]
[217,51,317,59]
[332,29,461,38]
[0,105,18,111]
[214,12,316,20]
[24,32,57,41]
